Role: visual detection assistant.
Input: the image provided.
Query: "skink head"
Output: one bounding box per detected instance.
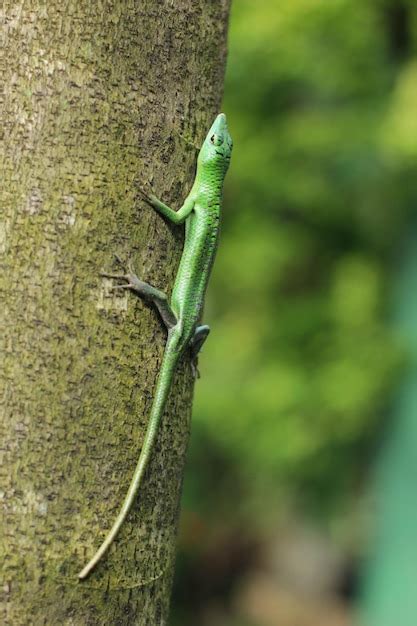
[198,113,233,174]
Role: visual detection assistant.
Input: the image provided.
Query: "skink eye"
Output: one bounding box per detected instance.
[210,133,223,146]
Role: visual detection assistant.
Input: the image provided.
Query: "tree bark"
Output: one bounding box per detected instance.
[0,1,230,624]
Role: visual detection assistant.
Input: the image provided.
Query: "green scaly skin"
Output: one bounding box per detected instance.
[78,113,232,579]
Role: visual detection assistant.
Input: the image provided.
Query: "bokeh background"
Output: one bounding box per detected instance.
[172,1,417,624]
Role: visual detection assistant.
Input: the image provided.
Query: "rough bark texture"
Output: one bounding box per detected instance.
[0,1,230,624]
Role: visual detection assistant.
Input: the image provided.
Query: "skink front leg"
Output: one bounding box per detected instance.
[138,186,195,225]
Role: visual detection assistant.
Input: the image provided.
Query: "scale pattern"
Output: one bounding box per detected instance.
[78,113,232,579]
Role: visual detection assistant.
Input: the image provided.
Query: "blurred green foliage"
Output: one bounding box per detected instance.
[174,0,417,622]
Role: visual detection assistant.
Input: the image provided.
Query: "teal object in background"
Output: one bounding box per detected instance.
[361,228,417,626]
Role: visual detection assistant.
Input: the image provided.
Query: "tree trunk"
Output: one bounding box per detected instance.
[0,2,230,624]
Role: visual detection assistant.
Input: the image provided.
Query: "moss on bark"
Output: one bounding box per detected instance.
[0,1,230,623]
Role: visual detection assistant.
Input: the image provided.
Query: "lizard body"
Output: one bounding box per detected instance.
[78,113,232,579]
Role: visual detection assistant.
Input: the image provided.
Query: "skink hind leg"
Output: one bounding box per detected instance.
[101,258,177,330]
[189,325,210,378]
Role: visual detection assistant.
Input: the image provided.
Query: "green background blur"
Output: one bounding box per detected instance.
[172,1,417,624]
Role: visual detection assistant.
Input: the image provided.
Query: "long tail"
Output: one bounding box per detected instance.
[78,333,180,580]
